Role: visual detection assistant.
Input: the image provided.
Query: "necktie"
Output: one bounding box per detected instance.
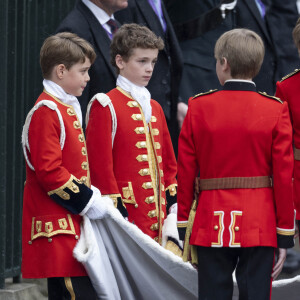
[106,19,119,35]
[151,0,166,32]
[255,0,266,18]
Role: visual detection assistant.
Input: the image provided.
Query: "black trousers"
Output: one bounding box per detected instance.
[197,246,274,300]
[47,276,97,300]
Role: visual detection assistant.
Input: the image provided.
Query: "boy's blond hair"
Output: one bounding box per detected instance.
[110,23,164,72]
[293,17,300,50]
[214,28,264,79]
[40,32,96,79]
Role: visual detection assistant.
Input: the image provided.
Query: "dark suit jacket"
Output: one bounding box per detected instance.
[164,0,235,103]
[56,0,117,125]
[115,0,183,123]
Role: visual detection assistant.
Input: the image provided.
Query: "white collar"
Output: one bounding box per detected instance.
[82,0,115,33]
[117,75,152,124]
[43,79,83,125]
[225,79,256,86]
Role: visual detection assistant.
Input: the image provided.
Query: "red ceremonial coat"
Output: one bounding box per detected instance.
[86,87,177,243]
[177,81,294,248]
[22,91,91,278]
[276,69,300,221]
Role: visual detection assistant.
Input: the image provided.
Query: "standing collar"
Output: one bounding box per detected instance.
[223,79,256,92]
[82,0,113,25]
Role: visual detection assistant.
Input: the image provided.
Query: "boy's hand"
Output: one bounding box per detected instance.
[272,248,287,279]
[177,102,188,130]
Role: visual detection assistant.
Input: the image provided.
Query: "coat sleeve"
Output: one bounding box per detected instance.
[272,101,295,248]
[177,99,199,228]
[29,106,92,214]
[86,100,121,203]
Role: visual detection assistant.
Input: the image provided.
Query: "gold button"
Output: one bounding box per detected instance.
[150,223,159,231]
[143,169,149,175]
[214,225,219,231]
[81,162,88,170]
[146,182,152,188]
[171,187,175,192]
[139,127,144,133]
[140,141,146,147]
[142,155,147,161]
[75,235,79,240]
[132,101,138,107]
[73,120,80,129]
[78,134,84,142]
[81,147,87,155]
[136,114,142,120]
[48,238,52,243]
[134,204,138,208]
[235,226,239,232]
[67,108,75,116]
[80,176,87,183]
[28,241,32,245]
[145,196,155,204]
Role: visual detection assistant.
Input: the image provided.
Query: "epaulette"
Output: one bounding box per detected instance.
[280,69,300,82]
[192,89,218,99]
[258,91,283,104]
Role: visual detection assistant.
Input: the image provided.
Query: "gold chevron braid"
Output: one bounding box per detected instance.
[192,89,218,99]
[280,69,300,82]
[258,92,283,104]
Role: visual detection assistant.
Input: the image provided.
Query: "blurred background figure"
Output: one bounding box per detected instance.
[165,0,300,128]
[56,0,128,126]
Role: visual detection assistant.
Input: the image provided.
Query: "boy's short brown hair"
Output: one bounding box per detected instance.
[40,32,96,79]
[214,28,265,79]
[110,23,164,70]
[293,17,300,50]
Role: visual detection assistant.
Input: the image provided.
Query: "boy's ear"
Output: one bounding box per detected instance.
[56,64,66,79]
[221,57,230,72]
[115,54,124,70]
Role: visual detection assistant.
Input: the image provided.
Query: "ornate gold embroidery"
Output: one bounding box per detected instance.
[127,101,138,107]
[161,197,166,205]
[166,184,177,196]
[30,214,76,241]
[152,128,159,136]
[160,170,164,177]
[150,223,159,231]
[134,127,145,134]
[142,182,153,189]
[136,141,147,149]
[104,193,121,207]
[131,114,142,121]
[139,168,150,176]
[45,222,53,234]
[157,156,162,163]
[58,218,68,230]
[155,142,161,149]
[145,196,155,204]
[148,210,157,218]
[151,116,157,122]
[136,154,148,162]
[122,182,137,206]
[48,175,80,200]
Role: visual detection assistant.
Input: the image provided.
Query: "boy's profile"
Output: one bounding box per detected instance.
[276,17,300,240]
[86,24,178,245]
[21,32,110,299]
[177,28,295,300]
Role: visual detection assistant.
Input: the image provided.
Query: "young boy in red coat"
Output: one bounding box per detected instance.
[177,29,295,300]
[276,17,300,238]
[86,24,178,245]
[21,32,113,299]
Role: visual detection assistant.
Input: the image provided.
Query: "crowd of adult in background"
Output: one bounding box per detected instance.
[56,0,300,273]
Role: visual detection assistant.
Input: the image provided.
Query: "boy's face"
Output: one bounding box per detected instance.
[58,58,91,96]
[117,48,158,87]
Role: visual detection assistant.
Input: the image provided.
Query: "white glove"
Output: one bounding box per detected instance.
[81,185,114,219]
[169,203,178,214]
